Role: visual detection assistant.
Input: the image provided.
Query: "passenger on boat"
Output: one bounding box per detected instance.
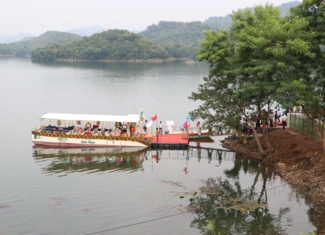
[130,125,135,136]
[84,130,91,135]
[93,128,99,135]
[121,123,127,136]
[111,129,121,136]
[136,129,144,137]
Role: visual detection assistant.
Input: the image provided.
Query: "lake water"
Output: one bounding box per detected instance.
[0,58,322,235]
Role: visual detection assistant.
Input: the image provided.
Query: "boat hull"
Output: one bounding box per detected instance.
[32,145,148,157]
[32,134,148,147]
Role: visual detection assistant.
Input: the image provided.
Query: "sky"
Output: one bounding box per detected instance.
[0,0,300,36]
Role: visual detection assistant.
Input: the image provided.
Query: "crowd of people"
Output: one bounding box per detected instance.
[241,109,288,135]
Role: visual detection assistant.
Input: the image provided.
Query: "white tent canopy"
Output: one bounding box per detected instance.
[41,113,139,123]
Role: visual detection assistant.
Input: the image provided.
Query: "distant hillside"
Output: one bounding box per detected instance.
[139,1,300,59]
[204,1,301,30]
[0,31,81,57]
[66,26,106,36]
[19,36,35,42]
[1,1,301,59]
[139,21,211,59]
[0,32,35,44]
[279,1,301,16]
[31,29,169,61]
[204,15,231,31]
[140,21,211,47]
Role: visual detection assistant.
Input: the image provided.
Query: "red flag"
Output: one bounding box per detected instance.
[151,114,157,121]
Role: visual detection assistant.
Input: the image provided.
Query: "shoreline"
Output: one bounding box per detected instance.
[222,129,325,204]
[30,57,196,63]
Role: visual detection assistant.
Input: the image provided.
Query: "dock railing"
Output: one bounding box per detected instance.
[145,126,212,136]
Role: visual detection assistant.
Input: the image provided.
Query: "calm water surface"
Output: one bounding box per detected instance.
[0,58,322,235]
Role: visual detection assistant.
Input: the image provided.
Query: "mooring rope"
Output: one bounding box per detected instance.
[84,211,189,235]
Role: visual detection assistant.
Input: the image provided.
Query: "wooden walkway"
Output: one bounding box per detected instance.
[151,134,189,148]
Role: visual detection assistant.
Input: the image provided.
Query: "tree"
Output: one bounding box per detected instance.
[190,4,314,156]
[279,0,325,154]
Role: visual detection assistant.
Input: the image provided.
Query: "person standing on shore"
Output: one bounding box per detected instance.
[277,109,282,122]
[196,121,200,129]
[143,120,147,132]
[198,124,202,136]
[269,111,274,127]
[282,114,287,130]
[159,121,163,134]
[274,111,278,127]
[156,128,159,141]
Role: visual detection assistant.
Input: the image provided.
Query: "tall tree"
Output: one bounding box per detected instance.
[190,4,314,156]
[279,0,325,153]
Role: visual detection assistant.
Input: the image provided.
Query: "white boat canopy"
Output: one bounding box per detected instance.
[41,113,140,123]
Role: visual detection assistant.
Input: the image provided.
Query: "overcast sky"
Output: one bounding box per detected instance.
[1,0,300,36]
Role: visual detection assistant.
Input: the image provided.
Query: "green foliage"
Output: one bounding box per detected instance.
[162,44,196,59]
[32,29,170,61]
[190,3,314,154]
[298,231,315,235]
[204,1,301,31]
[140,21,211,48]
[139,21,212,58]
[0,43,12,55]
[274,0,325,147]
[0,31,81,57]
[287,0,325,115]
[204,15,232,31]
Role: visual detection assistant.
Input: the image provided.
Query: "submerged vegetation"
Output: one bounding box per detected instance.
[188,160,286,235]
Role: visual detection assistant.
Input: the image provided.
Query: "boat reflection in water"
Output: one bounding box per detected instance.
[32,145,149,174]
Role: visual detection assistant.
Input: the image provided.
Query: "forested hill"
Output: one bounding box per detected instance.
[2,1,301,60]
[140,21,211,48]
[204,1,301,30]
[31,30,169,61]
[0,31,81,57]
[138,1,300,59]
[139,21,210,59]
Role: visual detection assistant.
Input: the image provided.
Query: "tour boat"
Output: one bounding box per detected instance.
[32,113,152,148]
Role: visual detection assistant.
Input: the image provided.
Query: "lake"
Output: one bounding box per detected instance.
[0,58,322,235]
